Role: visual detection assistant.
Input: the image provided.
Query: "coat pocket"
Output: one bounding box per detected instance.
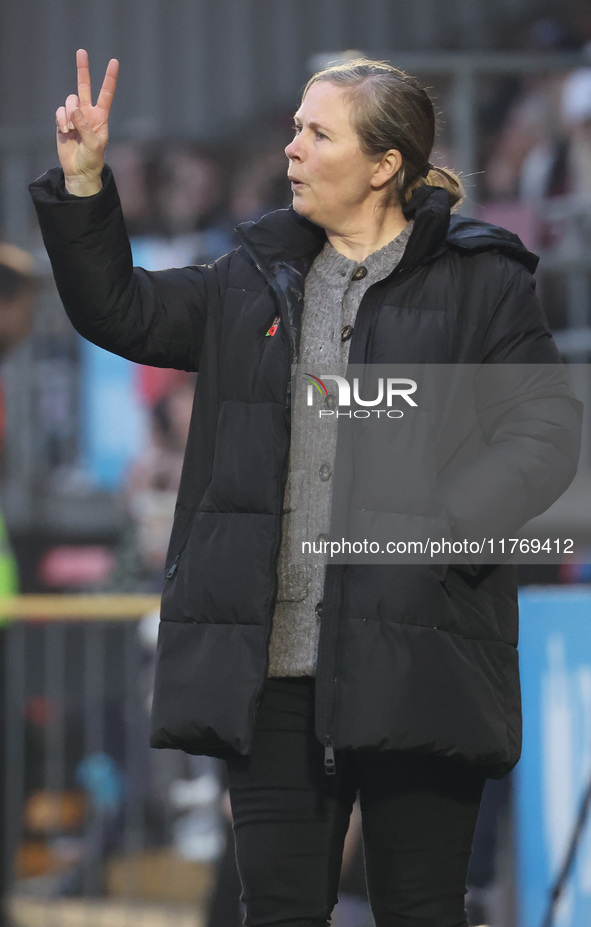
[162,511,278,625]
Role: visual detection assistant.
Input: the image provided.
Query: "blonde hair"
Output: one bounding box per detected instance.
[303,58,464,209]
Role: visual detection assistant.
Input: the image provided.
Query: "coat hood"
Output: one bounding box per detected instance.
[402,184,540,274]
[446,213,539,274]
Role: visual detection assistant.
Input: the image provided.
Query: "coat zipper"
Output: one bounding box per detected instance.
[324,735,336,775]
[166,555,180,580]
[316,564,344,775]
[165,531,193,582]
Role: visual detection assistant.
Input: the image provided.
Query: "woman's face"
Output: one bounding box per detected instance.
[285,81,385,233]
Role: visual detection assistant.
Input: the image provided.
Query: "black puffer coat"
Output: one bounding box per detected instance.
[30,169,582,777]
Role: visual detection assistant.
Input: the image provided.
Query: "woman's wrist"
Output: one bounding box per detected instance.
[64,173,103,197]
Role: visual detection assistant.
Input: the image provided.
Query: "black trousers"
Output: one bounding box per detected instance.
[225,677,485,927]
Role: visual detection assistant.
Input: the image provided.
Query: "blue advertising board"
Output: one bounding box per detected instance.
[517,587,591,927]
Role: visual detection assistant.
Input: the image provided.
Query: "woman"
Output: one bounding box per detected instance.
[32,51,580,926]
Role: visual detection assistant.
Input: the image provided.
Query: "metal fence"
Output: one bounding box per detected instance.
[2,595,222,927]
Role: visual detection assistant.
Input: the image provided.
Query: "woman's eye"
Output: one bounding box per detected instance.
[315,131,326,140]
[293,124,302,135]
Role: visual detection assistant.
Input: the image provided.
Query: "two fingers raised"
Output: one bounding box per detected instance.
[55,49,119,136]
[76,48,119,111]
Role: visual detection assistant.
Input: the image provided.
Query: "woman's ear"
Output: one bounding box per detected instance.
[371,149,403,190]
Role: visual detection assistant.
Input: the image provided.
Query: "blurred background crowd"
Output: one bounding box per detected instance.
[1,1,591,926]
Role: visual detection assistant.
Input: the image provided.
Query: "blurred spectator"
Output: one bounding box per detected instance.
[482,64,591,335]
[568,0,591,56]
[107,141,158,237]
[480,1,591,205]
[0,243,36,373]
[229,129,292,224]
[129,140,234,269]
[151,142,229,237]
[512,68,591,203]
[125,376,194,578]
[527,17,577,52]
[126,374,194,498]
[483,73,565,201]
[97,374,195,593]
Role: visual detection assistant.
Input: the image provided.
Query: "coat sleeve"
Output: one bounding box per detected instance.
[29,165,222,371]
[435,265,583,552]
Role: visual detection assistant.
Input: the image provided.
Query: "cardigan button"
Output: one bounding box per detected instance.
[315,601,324,617]
[352,266,367,280]
[324,393,337,411]
[319,463,332,481]
[341,325,353,342]
[316,533,329,545]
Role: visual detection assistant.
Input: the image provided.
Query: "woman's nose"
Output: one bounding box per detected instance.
[285,135,301,160]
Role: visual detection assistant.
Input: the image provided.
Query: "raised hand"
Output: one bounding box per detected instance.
[55,49,119,195]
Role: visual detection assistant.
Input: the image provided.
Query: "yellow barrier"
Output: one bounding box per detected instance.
[0,594,161,620]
